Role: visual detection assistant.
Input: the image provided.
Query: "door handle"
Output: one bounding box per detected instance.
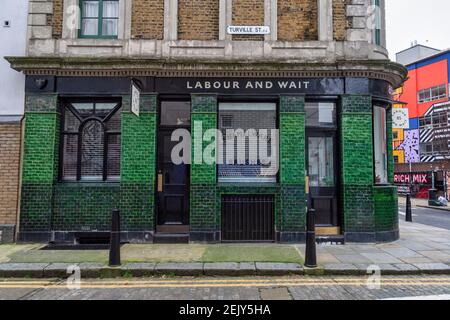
[157,173,163,192]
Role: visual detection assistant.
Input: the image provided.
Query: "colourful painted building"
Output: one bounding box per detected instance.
[394,45,450,198]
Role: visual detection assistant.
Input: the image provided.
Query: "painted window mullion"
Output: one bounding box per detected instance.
[98,0,103,37]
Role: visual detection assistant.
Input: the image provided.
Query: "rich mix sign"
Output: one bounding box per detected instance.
[394,173,430,184]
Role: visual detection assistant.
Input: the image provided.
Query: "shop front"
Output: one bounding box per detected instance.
[16,66,400,244]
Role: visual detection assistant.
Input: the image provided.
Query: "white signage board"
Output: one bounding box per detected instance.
[392,108,409,129]
[226,26,270,35]
[131,82,140,117]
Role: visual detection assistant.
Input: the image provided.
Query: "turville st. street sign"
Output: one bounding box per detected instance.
[226,26,270,35]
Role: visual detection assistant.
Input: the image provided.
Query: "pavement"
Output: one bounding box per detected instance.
[0,219,449,278]
[405,196,450,212]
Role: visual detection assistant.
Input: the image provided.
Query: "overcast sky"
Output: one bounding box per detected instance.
[386,0,450,60]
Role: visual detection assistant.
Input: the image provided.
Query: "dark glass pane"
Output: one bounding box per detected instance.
[72,103,94,117]
[160,101,191,126]
[64,108,80,132]
[62,135,78,180]
[106,108,121,131]
[107,134,120,180]
[308,137,334,187]
[95,102,118,118]
[81,120,104,180]
[305,102,336,127]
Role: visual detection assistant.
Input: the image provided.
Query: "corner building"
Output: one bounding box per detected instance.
[8,0,406,243]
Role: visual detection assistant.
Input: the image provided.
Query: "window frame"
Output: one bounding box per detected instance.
[59,99,122,182]
[373,104,389,185]
[78,0,120,39]
[216,100,279,184]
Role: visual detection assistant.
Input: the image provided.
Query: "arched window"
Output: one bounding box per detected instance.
[61,100,121,181]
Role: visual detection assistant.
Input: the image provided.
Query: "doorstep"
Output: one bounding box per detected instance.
[1,261,450,278]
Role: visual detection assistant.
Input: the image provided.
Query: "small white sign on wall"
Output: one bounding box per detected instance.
[392,108,409,129]
[226,26,270,35]
[131,82,140,117]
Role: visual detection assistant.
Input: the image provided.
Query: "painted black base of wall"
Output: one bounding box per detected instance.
[18,231,154,244]
[277,231,306,243]
[189,231,221,243]
[0,225,16,243]
[344,229,399,243]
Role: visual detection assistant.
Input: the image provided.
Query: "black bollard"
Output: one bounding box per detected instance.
[109,209,121,266]
[304,208,317,268]
[405,194,412,222]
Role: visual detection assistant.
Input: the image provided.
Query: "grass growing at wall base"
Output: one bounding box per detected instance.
[4,244,303,264]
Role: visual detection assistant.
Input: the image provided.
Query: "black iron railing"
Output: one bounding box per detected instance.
[221,195,275,242]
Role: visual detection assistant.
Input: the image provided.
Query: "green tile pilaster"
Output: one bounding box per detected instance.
[190,94,217,235]
[340,95,375,239]
[279,95,306,234]
[19,93,60,239]
[120,94,157,231]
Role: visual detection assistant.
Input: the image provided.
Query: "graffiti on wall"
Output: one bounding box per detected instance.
[396,129,420,163]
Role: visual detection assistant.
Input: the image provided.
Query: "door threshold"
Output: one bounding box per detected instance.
[156,225,190,233]
[316,226,341,236]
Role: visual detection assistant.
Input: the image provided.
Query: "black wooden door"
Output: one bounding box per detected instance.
[306,130,339,226]
[157,129,189,226]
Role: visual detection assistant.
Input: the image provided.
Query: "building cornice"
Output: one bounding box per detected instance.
[5,56,407,88]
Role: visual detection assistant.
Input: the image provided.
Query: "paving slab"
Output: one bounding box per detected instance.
[380,247,423,259]
[360,252,402,264]
[323,263,360,275]
[255,263,303,275]
[0,263,48,278]
[334,254,372,264]
[123,263,156,277]
[393,264,420,273]
[155,263,204,276]
[412,263,450,274]
[44,263,79,278]
[354,264,400,275]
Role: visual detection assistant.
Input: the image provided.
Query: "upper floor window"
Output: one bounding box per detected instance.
[418,84,447,104]
[372,0,382,45]
[61,100,121,181]
[79,0,119,38]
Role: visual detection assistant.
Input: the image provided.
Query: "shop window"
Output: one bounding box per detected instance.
[218,103,278,183]
[61,100,121,181]
[374,106,388,184]
[79,0,119,38]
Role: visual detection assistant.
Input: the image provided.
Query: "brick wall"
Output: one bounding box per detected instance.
[178,0,219,40]
[0,123,22,242]
[50,0,63,38]
[333,0,349,41]
[277,0,318,41]
[131,0,164,39]
[232,0,265,41]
